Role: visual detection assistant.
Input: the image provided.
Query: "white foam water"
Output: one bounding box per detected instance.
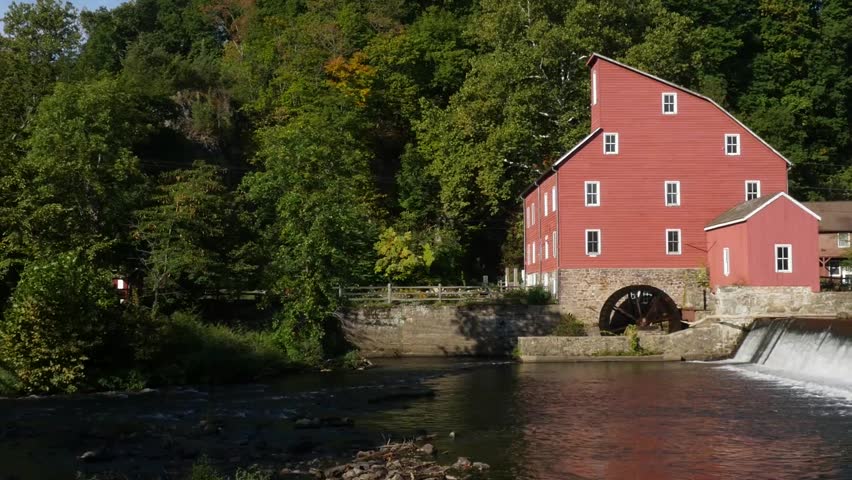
[720,318,852,404]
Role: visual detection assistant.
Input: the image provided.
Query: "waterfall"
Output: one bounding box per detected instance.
[730,318,852,385]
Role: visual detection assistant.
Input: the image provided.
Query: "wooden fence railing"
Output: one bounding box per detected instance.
[339,284,526,303]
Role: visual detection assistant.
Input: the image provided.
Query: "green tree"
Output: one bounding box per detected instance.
[133,162,235,314]
[2,78,146,273]
[0,253,116,394]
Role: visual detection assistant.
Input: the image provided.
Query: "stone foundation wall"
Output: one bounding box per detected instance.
[518,318,751,361]
[341,304,561,357]
[713,286,852,317]
[558,268,707,326]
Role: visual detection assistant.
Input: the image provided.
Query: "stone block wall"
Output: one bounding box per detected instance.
[341,303,561,357]
[558,268,707,326]
[713,286,852,317]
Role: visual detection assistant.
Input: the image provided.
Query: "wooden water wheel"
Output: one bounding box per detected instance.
[599,285,683,334]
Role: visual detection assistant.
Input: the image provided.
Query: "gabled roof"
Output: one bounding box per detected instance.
[588,53,792,166]
[705,192,821,231]
[802,201,852,233]
[520,128,602,198]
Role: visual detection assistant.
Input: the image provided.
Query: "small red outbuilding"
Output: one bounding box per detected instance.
[705,192,822,291]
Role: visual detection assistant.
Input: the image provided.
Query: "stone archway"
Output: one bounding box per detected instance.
[598,285,683,334]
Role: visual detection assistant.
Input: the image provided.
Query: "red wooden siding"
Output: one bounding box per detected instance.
[706,222,750,288]
[550,57,788,269]
[706,196,819,291]
[744,197,819,291]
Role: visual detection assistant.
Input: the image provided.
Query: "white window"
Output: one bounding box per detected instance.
[775,244,792,273]
[532,202,536,225]
[723,247,730,277]
[592,71,597,105]
[604,133,619,154]
[666,229,682,255]
[838,233,851,248]
[551,185,557,212]
[585,229,601,256]
[585,181,600,206]
[745,180,761,201]
[665,181,680,206]
[553,231,558,258]
[725,134,740,155]
[662,92,677,114]
[532,242,536,263]
[544,193,549,217]
[545,235,549,259]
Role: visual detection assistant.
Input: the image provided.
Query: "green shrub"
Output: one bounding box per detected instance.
[624,324,642,354]
[525,286,553,305]
[0,254,117,394]
[271,307,325,366]
[0,363,21,396]
[148,311,292,385]
[551,313,587,336]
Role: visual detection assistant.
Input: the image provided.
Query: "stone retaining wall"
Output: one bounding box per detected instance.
[713,286,852,317]
[518,319,751,361]
[558,268,707,326]
[341,304,561,357]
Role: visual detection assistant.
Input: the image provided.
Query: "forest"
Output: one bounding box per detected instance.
[0,0,849,394]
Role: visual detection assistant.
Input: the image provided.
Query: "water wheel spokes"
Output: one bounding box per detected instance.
[599,285,683,334]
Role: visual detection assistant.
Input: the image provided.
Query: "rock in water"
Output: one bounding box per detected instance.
[419,443,435,456]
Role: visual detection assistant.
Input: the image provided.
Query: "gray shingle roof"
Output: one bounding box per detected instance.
[705,195,779,230]
[802,201,852,233]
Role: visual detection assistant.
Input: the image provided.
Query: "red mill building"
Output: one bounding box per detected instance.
[522,54,820,334]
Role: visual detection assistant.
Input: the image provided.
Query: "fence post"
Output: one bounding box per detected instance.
[438,283,442,302]
[513,268,519,286]
[387,283,392,304]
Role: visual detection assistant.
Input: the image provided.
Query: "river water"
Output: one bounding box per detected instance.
[2,357,851,480]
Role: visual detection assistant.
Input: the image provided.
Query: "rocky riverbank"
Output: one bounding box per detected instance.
[279,440,490,479]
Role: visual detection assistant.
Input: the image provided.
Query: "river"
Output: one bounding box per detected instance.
[1,356,851,480]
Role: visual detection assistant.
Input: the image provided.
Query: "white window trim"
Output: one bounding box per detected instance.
[553,231,558,258]
[838,233,851,248]
[664,180,681,206]
[585,229,601,256]
[592,71,597,105]
[725,134,741,156]
[745,180,761,201]
[603,133,619,155]
[551,185,557,212]
[532,242,536,263]
[532,202,536,225]
[723,247,731,277]
[666,229,682,255]
[544,235,549,259]
[775,244,792,273]
[584,181,600,207]
[544,193,549,217]
[662,92,677,114]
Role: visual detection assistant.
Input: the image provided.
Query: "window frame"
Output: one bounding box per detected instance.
[666,229,682,255]
[664,181,681,206]
[603,133,619,155]
[745,180,761,201]
[584,181,600,207]
[553,231,558,258]
[838,233,851,248]
[544,192,549,217]
[544,235,549,260]
[551,185,557,212]
[592,71,597,105]
[723,247,731,277]
[662,92,677,114]
[585,229,601,257]
[532,202,536,225]
[725,134,741,156]
[775,244,792,273]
